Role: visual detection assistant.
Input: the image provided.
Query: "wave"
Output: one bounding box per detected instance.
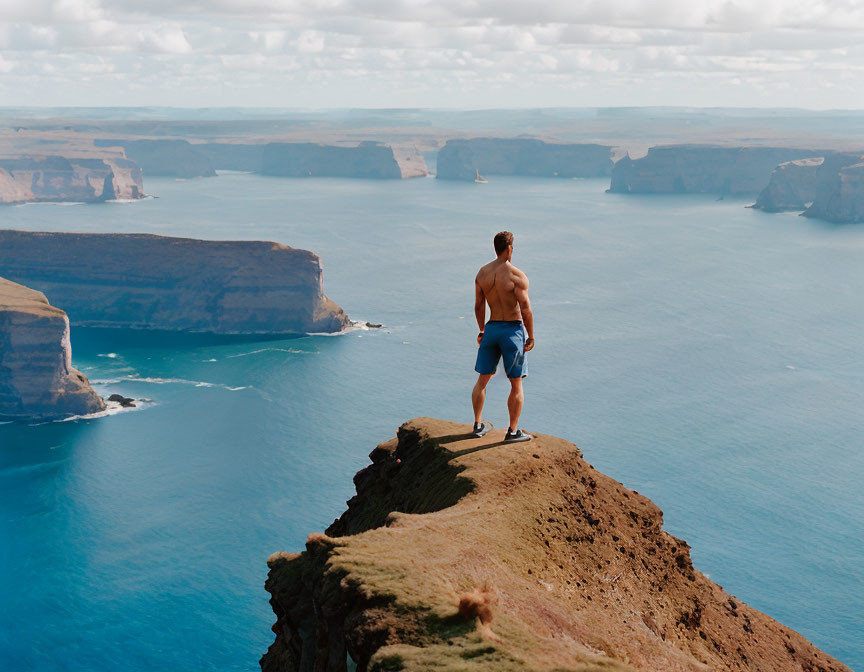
[91,375,250,391]
[105,196,155,204]
[308,320,383,337]
[97,353,119,359]
[227,348,315,358]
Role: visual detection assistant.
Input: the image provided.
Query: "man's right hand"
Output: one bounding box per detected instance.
[525,337,535,352]
[477,331,484,345]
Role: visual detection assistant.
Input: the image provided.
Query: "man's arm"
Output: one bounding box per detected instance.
[514,272,534,351]
[475,275,486,344]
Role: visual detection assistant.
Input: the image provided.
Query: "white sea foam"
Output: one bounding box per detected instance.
[105,196,155,204]
[31,398,155,425]
[227,348,314,358]
[307,320,383,337]
[91,375,250,391]
[97,353,119,359]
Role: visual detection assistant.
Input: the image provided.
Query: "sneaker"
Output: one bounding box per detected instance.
[504,428,532,443]
[472,421,492,438]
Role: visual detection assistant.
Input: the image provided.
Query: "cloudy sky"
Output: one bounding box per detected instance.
[0,0,863,108]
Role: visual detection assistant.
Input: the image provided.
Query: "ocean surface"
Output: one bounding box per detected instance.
[1,174,862,671]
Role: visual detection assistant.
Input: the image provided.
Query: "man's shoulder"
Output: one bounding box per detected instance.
[477,260,496,276]
[509,264,529,282]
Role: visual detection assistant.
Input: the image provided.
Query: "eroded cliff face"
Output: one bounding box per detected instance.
[0,230,349,334]
[197,142,428,179]
[261,142,408,179]
[263,419,852,672]
[95,139,217,178]
[0,156,143,204]
[436,138,613,181]
[608,145,825,196]
[753,153,864,212]
[804,161,864,223]
[0,277,104,421]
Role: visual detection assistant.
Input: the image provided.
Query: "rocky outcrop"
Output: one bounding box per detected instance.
[0,277,104,421]
[436,138,613,181]
[94,139,217,178]
[0,230,349,334]
[804,161,864,223]
[0,156,143,204]
[609,145,826,196]
[263,418,852,672]
[753,153,864,212]
[260,142,408,179]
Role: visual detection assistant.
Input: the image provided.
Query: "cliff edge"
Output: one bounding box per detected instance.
[263,418,851,672]
[0,277,104,421]
[0,230,349,335]
[0,155,143,204]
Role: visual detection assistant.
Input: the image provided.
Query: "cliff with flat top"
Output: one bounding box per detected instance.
[0,155,143,204]
[609,145,825,195]
[262,418,852,672]
[0,277,104,421]
[804,160,864,223]
[436,138,613,181]
[753,152,864,213]
[0,230,349,335]
[95,139,217,178]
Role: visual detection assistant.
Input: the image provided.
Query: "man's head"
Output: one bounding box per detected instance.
[494,231,514,259]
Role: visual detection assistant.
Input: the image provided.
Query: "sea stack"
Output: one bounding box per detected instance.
[0,277,104,422]
[0,230,349,335]
[262,418,852,672]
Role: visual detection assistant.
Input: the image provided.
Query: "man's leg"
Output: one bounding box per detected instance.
[507,377,524,432]
[472,374,494,424]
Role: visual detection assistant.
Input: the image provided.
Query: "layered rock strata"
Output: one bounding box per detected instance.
[753,153,864,212]
[803,160,864,223]
[436,138,613,181]
[0,277,104,421]
[609,145,826,195]
[0,156,143,204]
[95,139,217,178]
[263,418,852,672]
[260,142,407,179]
[197,142,428,178]
[0,230,349,334]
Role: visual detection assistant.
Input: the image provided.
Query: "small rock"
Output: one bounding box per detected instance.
[107,394,136,408]
[365,322,383,328]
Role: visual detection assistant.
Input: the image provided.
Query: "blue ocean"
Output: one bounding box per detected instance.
[1,174,861,670]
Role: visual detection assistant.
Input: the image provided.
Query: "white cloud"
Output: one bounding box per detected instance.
[0,0,864,106]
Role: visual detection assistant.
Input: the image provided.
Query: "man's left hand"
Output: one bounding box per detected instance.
[525,337,535,352]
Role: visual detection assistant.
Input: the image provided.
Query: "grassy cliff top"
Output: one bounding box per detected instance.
[263,418,851,672]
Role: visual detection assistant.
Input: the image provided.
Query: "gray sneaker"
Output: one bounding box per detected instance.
[472,421,492,438]
[504,429,532,443]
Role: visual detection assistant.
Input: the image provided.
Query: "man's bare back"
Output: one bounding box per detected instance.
[475,259,529,323]
[471,231,534,443]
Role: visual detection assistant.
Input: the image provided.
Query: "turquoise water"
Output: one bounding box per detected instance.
[1,174,862,670]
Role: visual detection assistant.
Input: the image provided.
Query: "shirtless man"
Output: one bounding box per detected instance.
[471,231,535,442]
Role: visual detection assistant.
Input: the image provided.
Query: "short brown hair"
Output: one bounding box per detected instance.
[494,231,513,255]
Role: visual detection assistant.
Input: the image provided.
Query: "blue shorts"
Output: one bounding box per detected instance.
[475,320,527,379]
